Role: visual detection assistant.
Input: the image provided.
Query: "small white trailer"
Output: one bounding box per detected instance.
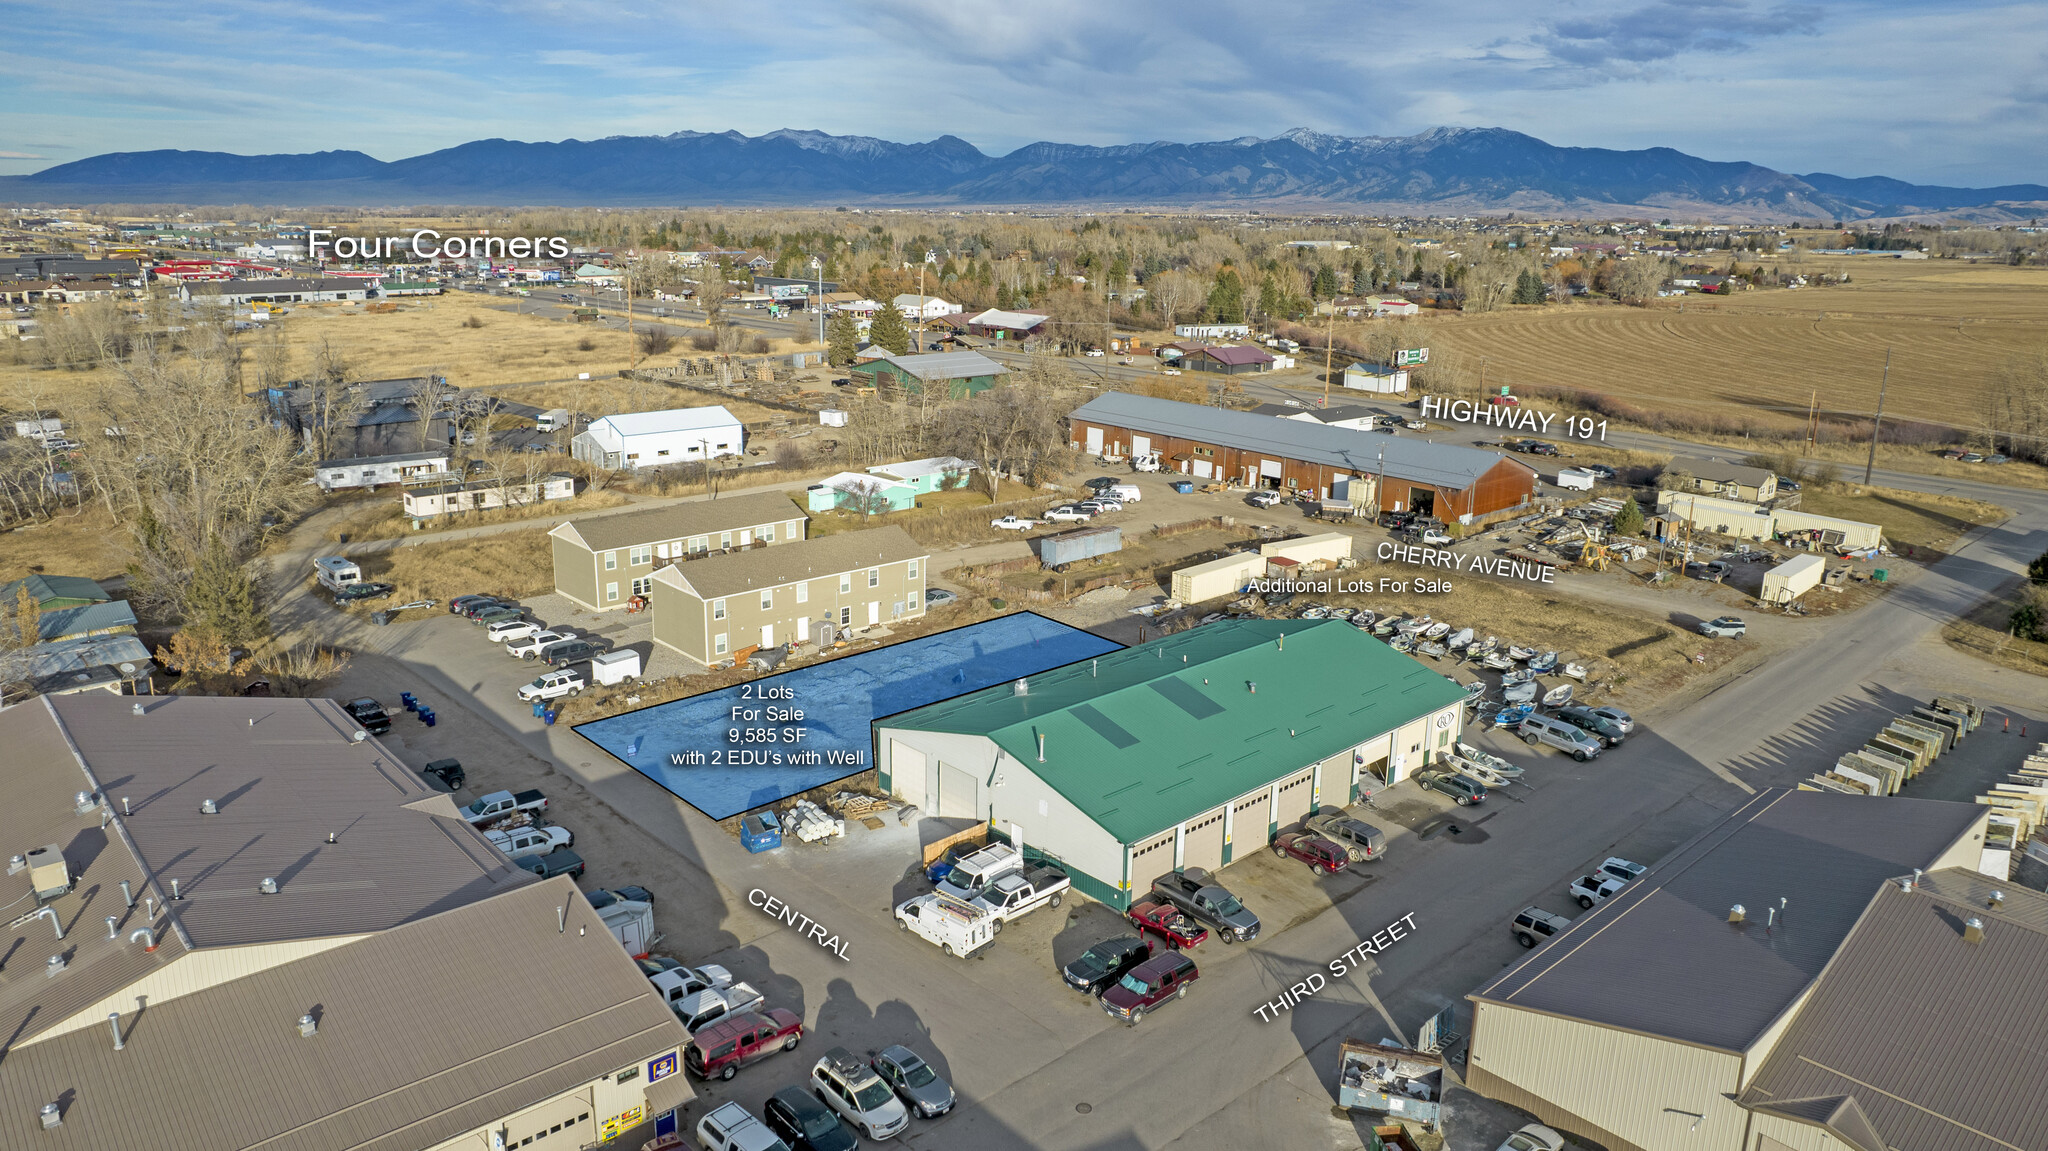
[1760,553,1827,604]
[1555,467,1597,491]
[590,648,641,685]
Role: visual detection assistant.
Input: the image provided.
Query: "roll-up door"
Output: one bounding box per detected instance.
[1131,435,1151,458]
[1194,460,1213,479]
[1273,769,1315,828]
[1261,459,1283,478]
[1085,426,1104,454]
[938,762,977,818]
[505,1091,594,1148]
[1230,790,1272,853]
[1181,808,1226,872]
[890,740,928,807]
[1130,830,1175,884]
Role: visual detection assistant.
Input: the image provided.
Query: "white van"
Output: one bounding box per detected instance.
[312,556,362,594]
[534,408,571,433]
[1106,483,1143,503]
[894,893,997,958]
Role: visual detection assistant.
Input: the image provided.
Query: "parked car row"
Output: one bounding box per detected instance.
[1511,856,1646,948]
[689,1023,955,1149]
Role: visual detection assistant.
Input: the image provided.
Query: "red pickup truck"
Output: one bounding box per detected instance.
[1125,900,1210,949]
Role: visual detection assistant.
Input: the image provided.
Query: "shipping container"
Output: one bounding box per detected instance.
[1039,525,1122,569]
[1759,554,1826,604]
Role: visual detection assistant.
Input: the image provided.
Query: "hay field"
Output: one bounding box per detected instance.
[1372,258,2048,433]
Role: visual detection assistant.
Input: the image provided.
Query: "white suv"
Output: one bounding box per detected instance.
[507,629,578,658]
[518,668,586,701]
[812,1046,909,1139]
[487,617,544,643]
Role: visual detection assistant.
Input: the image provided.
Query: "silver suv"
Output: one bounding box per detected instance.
[812,1046,909,1140]
[1511,906,1572,949]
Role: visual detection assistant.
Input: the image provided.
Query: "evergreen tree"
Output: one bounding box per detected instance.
[1411,255,1426,283]
[996,282,1015,309]
[1351,260,1371,296]
[1612,498,1645,537]
[1512,269,1546,305]
[1207,268,1245,323]
[827,312,860,366]
[1257,277,1282,318]
[868,300,912,355]
[1312,265,1339,299]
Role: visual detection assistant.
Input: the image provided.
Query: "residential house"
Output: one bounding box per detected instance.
[1666,455,1778,503]
[401,473,576,518]
[1,573,111,610]
[311,450,452,492]
[548,491,808,611]
[264,377,456,460]
[0,694,695,1150]
[18,633,154,696]
[35,599,138,643]
[867,455,976,494]
[573,264,623,286]
[847,351,1008,397]
[1183,345,1274,375]
[1174,323,1251,340]
[893,293,963,321]
[570,406,745,471]
[964,308,1049,341]
[806,472,918,515]
[650,526,927,663]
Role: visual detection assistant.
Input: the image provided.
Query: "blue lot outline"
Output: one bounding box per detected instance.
[573,612,1123,821]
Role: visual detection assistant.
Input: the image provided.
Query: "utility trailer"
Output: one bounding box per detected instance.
[1038,525,1122,570]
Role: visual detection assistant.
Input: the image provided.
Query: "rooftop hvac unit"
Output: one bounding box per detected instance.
[24,844,69,901]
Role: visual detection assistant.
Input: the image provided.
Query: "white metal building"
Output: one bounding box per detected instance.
[571,406,744,470]
[312,450,451,491]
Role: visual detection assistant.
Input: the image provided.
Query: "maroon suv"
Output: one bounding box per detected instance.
[1099,951,1199,1025]
[1271,832,1350,876]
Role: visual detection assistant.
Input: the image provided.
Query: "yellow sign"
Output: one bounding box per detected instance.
[601,1106,646,1142]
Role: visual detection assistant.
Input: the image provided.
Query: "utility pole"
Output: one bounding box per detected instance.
[626,268,636,371]
[1862,347,1890,486]
[1322,299,1336,408]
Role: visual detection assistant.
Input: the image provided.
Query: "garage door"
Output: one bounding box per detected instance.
[1131,435,1151,459]
[938,762,978,819]
[1261,459,1282,478]
[1130,831,1175,885]
[1273,769,1315,828]
[1193,460,1213,479]
[505,1092,594,1148]
[1231,790,1272,852]
[1085,426,1103,454]
[1181,809,1225,872]
[890,740,927,807]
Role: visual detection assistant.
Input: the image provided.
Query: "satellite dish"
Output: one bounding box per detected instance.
[118,662,138,675]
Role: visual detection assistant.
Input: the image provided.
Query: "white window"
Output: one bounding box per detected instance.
[795,582,808,604]
[712,598,726,620]
[907,559,918,579]
[760,589,773,610]
[629,545,652,566]
[714,633,728,655]
[720,532,732,549]
[760,523,775,543]
[867,567,880,588]
[631,577,653,596]
[657,449,670,457]
[839,574,852,594]
[603,550,618,570]
[787,519,801,540]
[689,536,707,553]
[606,582,619,602]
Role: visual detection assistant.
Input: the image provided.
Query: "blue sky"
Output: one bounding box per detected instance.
[2,0,2042,186]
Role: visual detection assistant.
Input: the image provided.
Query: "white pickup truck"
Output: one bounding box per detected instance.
[648,963,734,1013]
[895,892,997,958]
[674,981,765,1035]
[484,823,573,860]
[1569,873,1628,909]
[969,865,1070,934]
[989,515,1039,530]
[506,629,578,659]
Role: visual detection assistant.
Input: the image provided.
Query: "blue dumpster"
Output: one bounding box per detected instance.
[741,810,784,853]
[1170,479,1195,494]
[543,709,557,726]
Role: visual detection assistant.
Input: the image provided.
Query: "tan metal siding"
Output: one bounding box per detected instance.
[1182,809,1226,872]
[1469,1001,1748,1151]
[1130,831,1175,883]
[1273,769,1315,828]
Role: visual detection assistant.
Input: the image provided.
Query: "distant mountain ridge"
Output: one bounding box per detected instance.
[7,127,2043,219]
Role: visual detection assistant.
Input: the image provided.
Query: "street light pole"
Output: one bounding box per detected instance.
[812,257,824,348]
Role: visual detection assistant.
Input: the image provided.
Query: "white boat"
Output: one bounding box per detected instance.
[1417,641,1447,659]
[1447,627,1475,649]
[1463,680,1488,700]
[1455,742,1525,778]
[1480,651,1514,671]
[1561,662,1588,680]
[1373,617,1401,636]
[1448,755,1511,788]
[1299,606,1331,620]
[1502,668,1534,686]
[1528,651,1559,674]
[1542,684,1575,708]
[1390,633,1418,653]
[1331,607,1356,620]
[1397,615,1433,635]
[1422,621,1450,640]
[1468,635,1498,657]
[1503,680,1538,704]
[1507,644,1538,662]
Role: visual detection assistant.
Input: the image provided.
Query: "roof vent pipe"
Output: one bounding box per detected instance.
[39,1103,60,1129]
[298,1013,317,1038]
[130,928,156,952]
[105,916,118,940]
[121,797,131,816]
[1092,659,1097,678]
[143,896,155,920]
[74,791,96,814]
[1912,868,1923,889]
[132,702,144,716]
[200,799,217,815]
[108,1012,123,1051]
[119,880,133,908]
[19,906,63,941]
[1897,877,1912,892]
[1248,681,1257,694]
[1963,917,1985,944]
[259,878,278,894]
[46,955,64,977]
[169,879,180,900]
[1990,890,2005,908]
[1013,678,1028,697]
[1037,733,1047,763]
[557,905,566,934]
[1728,904,1746,924]
[1278,633,1285,651]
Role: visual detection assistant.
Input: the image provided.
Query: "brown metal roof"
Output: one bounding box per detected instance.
[0,877,692,1151]
[654,525,926,600]
[1746,1095,1886,1151]
[551,491,806,553]
[1469,788,1987,1051]
[1738,869,2048,1151]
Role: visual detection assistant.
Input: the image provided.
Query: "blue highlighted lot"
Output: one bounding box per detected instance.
[575,612,1123,821]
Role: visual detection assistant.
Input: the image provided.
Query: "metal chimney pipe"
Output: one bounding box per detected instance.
[129,928,156,952]
[105,916,119,940]
[108,1012,123,1051]
[144,896,156,920]
[1037,733,1047,763]
[120,880,133,908]
[557,905,566,934]
[170,878,180,900]
[122,796,131,815]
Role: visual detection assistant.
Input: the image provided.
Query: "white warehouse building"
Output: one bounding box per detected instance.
[571,406,745,471]
[875,619,1467,908]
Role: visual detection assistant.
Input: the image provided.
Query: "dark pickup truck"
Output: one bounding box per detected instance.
[518,849,586,880]
[1150,867,1260,943]
[345,697,392,736]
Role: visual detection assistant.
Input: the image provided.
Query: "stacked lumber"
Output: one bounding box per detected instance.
[786,800,845,843]
[829,791,888,817]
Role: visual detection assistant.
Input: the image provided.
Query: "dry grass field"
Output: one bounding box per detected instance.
[1367,257,2048,436]
[0,505,135,584]
[356,528,555,603]
[1944,584,2048,677]
[1798,485,2008,555]
[325,486,632,543]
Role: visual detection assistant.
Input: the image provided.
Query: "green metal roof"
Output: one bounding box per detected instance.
[884,619,1466,842]
[0,574,109,609]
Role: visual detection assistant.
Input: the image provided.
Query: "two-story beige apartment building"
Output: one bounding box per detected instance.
[549,491,808,610]
[651,526,928,664]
